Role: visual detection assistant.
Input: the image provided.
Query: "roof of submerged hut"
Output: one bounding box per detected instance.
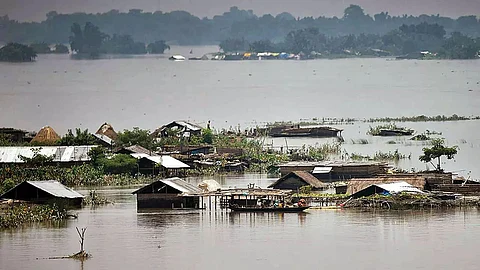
[268,171,326,189]
[30,126,60,144]
[347,176,427,195]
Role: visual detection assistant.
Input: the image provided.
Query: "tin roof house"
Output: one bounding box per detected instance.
[1,180,84,207]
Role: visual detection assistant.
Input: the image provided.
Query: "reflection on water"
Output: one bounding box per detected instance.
[2,185,480,270]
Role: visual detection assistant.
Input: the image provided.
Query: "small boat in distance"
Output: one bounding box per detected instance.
[229,205,310,212]
[268,124,343,138]
[169,55,186,61]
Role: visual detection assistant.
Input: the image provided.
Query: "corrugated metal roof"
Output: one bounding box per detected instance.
[26,180,84,198]
[0,146,97,163]
[174,121,202,131]
[93,133,114,146]
[312,166,333,174]
[376,181,424,194]
[133,154,189,169]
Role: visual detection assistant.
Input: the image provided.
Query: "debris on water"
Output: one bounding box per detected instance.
[249,73,252,76]
[468,89,473,92]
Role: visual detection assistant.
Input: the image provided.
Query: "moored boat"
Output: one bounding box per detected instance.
[229,205,310,212]
[169,55,186,61]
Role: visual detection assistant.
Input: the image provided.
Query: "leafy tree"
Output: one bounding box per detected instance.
[69,22,107,56]
[116,127,157,150]
[219,38,249,52]
[54,44,69,53]
[18,148,55,166]
[147,40,170,54]
[0,43,37,62]
[249,40,276,52]
[101,34,146,54]
[419,138,458,171]
[58,128,97,146]
[100,154,138,174]
[30,42,51,53]
[441,32,479,59]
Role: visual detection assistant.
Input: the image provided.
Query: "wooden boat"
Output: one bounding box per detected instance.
[268,125,342,138]
[378,128,414,136]
[229,205,310,212]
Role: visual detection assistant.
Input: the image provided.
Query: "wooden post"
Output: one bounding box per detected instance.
[76,227,87,252]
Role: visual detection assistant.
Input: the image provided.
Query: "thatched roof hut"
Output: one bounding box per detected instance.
[31,126,60,144]
[95,122,118,140]
[347,176,427,195]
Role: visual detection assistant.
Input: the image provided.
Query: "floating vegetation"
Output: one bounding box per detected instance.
[366,114,479,123]
[289,143,342,161]
[0,204,68,229]
[351,139,369,144]
[367,123,414,136]
[410,134,431,141]
[82,190,113,206]
[348,150,410,162]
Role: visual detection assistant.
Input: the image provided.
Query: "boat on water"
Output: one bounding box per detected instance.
[169,55,186,61]
[378,128,414,136]
[229,205,310,212]
[268,125,343,138]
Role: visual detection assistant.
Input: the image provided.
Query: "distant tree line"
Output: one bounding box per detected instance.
[69,22,169,56]
[1,5,480,45]
[220,22,480,59]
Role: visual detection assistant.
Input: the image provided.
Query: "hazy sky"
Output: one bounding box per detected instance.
[1,0,480,22]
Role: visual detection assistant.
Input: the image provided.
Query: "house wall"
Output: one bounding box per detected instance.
[136,193,199,208]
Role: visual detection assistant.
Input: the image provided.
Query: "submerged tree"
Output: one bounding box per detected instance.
[419,138,458,171]
[147,40,170,54]
[0,43,37,62]
[69,22,107,56]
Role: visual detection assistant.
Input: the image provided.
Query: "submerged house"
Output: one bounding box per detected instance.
[0,127,35,143]
[350,181,424,199]
[347,176,427,195]
[132,177,201,209]
[1,180,84,207]
[278,161,388,181]
[131,153,190,176]
[268,171,326,191]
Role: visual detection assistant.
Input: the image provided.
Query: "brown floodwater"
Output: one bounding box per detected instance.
[2,174,480,270]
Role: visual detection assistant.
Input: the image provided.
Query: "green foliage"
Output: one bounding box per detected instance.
[419,138,458,171]
[366,114,474,123]
[18,148,55,165]
[54,44,69,53]
[58,128,97,146]
[299,185,313,193]
[147,40,170,54]
[220,38,249,52]
[101,34,147,54]
[69,22,107,56]
[116,127,157,151]
[440,32,480,59]
[0,204,68,229]
[289,143,342,161]
[30,42,51,53]
[367,123,412,136]
[202,128,214,144]
[99,154,138,175]
[0,43,37,62]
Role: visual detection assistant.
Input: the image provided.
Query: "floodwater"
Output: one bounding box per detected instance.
[2,175,480,270]
[0,46,479,177]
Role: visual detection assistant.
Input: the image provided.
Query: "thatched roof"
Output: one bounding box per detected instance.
[31,126,60,144]
[347,176,427,195]
[268,171,326,189]
[95,122,118,140]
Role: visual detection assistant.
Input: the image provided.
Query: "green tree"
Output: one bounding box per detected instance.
[419,138,458,171]
[202,128,213,144]
[69,22,107,56]
[58,128,97,146]
[441,32,479,59]
[54,44,69,53]
[18,148,55,166]
[100,154,138,174]
[147,40,170,54]
[219,38,249,52]
[0,43,37,62]
[116,128,157,150]
[101,34,147,54]
[30,42,51,53]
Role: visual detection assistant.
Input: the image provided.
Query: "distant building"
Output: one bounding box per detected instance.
[130,153,190,176]
[95,122,118,141]
[0,127,35,143]
[1,180,84,207]
[268,171,326,190]
[349,181,424,199]
[132,177,201,209]
[151,121,203,139]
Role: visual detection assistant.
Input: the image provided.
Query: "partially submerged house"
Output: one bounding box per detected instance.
[132,177,201,209]
[30,126,60,144]
[151,121,203,139]
[350,181,424,199]
[131,153,190,176]
[1,180,84,207]
[0,145,97,166]
[347,176,427,195]
[268,171,326,191]
[278,161,388,181]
